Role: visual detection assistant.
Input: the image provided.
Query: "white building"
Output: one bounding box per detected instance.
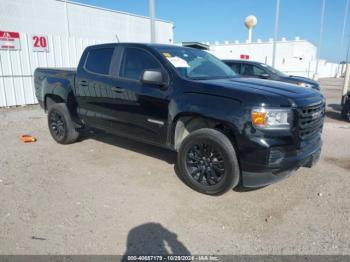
[0,0,174,107]
[0,0,174,43]
[207,37,340,78]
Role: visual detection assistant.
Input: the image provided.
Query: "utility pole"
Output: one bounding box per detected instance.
[342,35,350,105]
[149,0,156,43]
[314,0,326,80]
[346,35,350,64]
[340,0,349,53]
[272,0,280,68]
[342,63,350,105]
[65,0,70,37]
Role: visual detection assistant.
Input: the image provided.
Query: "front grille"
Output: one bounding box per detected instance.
[296,102,325,140]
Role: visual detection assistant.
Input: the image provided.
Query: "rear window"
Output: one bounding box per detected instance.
[85,48,114,75]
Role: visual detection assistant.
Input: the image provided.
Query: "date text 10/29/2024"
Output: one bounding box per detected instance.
[126,255,219,261]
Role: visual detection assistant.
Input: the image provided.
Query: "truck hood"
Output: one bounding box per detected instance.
[191,77,323,107]
[279,75,320,90]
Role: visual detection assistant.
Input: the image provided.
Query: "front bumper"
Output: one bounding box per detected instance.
[240,136,322,188]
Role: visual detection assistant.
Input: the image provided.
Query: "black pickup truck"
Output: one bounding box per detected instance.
[34,43,325,195]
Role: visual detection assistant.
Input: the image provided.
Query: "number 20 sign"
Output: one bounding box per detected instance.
[32,35,49,52]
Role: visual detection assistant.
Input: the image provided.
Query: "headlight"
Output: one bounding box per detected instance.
[251,108,292,130]
[296,82,312,88]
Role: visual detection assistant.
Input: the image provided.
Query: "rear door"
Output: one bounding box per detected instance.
[75,46,120,130]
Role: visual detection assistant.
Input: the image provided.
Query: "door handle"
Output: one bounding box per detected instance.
[79,80,88,87]
[111,87,124,93]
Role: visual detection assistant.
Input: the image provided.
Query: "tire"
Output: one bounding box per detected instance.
[177,128,240,195]
[47,103,80,144]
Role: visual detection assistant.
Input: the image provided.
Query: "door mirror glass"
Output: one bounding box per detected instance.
[141,70,164,86]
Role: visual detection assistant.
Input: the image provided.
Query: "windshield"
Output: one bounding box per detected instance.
[260,63,288,77]
[154,46,237,80]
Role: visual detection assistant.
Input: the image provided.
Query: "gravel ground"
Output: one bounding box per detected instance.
[0,78,349,255]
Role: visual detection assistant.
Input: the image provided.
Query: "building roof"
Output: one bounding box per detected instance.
[56,0,173,24]
[181,42,210,50]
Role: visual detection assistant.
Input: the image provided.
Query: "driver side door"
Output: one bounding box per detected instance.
[109,47,170,145]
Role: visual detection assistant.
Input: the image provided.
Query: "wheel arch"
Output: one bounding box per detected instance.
[171,113,239,153]
[44,94,64,110]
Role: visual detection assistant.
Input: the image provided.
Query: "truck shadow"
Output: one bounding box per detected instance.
[325,103,344,121]
[325,111,343,121]
[81,130,200,191]
[121,223,191,259]
[328,103,342,111]
[81,130,177,164]
[81,130,265,193]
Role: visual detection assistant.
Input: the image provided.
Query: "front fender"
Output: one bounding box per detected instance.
[170,92,247,129]
[167,93,249,147]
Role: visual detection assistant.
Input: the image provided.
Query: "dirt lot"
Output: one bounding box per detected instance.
[0,78,349,255]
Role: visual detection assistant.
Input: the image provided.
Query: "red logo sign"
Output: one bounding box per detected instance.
[0,31,21,50]
[240,54,250,60]
[0,31,20,39]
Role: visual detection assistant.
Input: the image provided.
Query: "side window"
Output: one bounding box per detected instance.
[241,64,265,77]
[120,48,161,80]
[228,63,241,74]
[85,48,114,75]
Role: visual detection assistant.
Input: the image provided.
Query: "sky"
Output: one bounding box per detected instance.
[75,0,349,63]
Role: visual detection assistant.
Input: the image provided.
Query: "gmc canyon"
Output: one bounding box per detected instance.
[34,43,325,195]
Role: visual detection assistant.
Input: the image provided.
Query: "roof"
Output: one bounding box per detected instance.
[86,43,194,49]
[210,39,316,48]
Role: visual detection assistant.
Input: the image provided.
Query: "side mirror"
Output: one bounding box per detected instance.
[260,73,270,79]
[141,70,165,87]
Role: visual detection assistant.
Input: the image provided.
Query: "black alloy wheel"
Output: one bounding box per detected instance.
[47,103,80,144]
[177,128,240,195]
[186,143,225,186]
[49,110,66,140]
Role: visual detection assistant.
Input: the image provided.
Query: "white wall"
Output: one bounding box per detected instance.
[0,0,173,43]
[208,38,340,78]
[0,34,106,107]
[0,0,174,107]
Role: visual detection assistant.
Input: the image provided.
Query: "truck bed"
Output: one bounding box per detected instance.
[34,67,77,109]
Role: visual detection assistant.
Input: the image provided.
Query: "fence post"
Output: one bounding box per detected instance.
[17,43,26,104]
[0,53,8,107]
[342,63,350,105]
[24,33,36,104]
[7,49,17,105]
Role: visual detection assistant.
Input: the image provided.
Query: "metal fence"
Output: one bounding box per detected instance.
[0,33,105,107]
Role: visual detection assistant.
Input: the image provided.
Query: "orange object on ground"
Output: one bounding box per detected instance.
[20,135,37,143]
